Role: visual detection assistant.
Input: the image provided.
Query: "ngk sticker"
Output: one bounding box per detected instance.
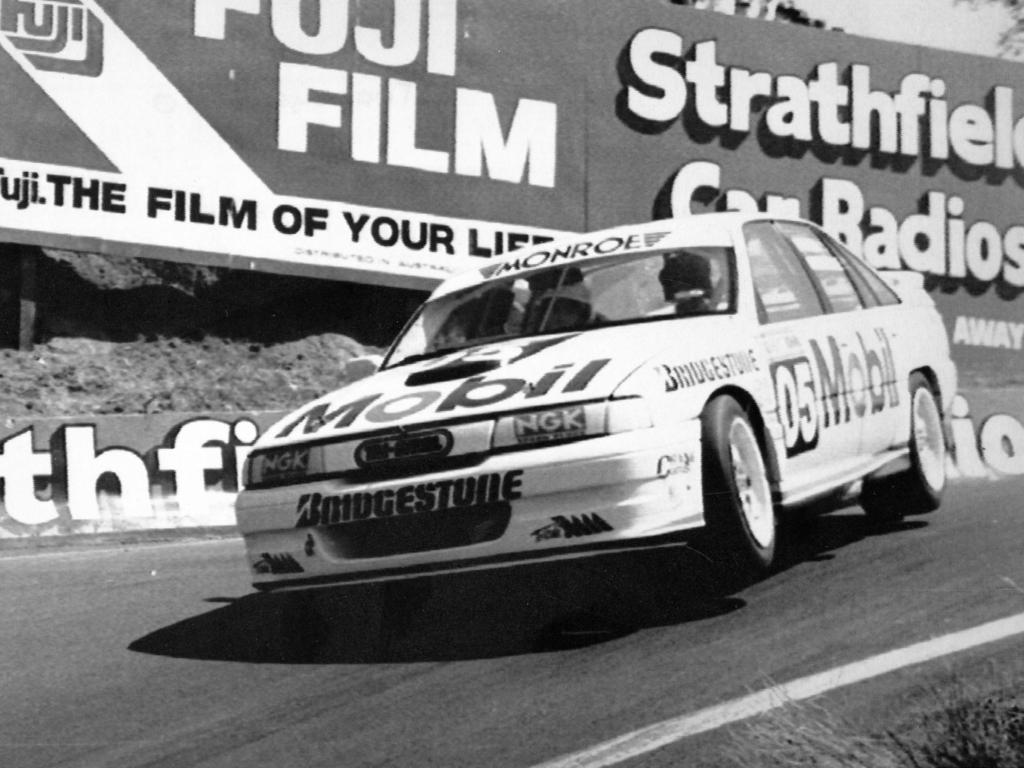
[513,406,586,444]
[257,447,311,479]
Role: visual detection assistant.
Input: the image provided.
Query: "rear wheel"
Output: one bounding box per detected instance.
[697,396,777,581]
[861,373,946,525]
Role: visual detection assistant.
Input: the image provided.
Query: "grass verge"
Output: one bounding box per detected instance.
[727,667,1024,767]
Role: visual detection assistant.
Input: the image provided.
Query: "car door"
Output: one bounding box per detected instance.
[773,221,904,467]
[809,226,909,456]
[743,221,866,503]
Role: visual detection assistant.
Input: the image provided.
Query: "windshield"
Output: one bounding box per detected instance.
[384,246,736,368]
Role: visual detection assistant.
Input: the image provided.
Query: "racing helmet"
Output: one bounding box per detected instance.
[658,251,714,313]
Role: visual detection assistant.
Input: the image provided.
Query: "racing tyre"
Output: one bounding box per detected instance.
[861,373,946,525]
[698,396,777,581]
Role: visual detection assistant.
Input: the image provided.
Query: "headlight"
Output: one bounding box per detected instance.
[245,444,325,488]
[492,398,651,450]
[605,397,654,433]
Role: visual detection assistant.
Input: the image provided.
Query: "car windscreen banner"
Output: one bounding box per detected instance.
[0,0,584,289]
[584,3,1024,386]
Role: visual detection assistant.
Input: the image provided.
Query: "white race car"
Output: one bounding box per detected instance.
[236,213,956,591]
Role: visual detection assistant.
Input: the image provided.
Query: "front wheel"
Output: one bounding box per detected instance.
[861,373,947,524]
[697,396,777,580]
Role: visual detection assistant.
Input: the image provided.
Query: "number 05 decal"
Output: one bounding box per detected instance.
[771,357,819,457]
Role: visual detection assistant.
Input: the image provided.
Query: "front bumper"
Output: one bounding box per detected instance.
[234,422,703,590]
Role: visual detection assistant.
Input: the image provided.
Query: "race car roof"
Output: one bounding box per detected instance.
[432,212,760,299]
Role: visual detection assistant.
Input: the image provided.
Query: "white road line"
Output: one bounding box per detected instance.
[0,536,240,562]
[533,610,1024,768]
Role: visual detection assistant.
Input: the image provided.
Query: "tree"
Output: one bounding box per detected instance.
[672,0,828,27]
[958,0,1024,57]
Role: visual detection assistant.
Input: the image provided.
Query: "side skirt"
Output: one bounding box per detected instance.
[779,448,911,509]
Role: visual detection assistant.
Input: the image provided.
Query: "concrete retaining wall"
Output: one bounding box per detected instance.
[0,410,283,539]
[1,388,1021,542]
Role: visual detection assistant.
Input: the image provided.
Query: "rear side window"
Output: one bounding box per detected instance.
[743,222,824,324]
[817,230,902,307]
[776,222,863,313]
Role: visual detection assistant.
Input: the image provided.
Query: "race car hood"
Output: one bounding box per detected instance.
[258,325,682,447]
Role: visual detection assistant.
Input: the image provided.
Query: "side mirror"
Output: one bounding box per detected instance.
[344,354,383,382]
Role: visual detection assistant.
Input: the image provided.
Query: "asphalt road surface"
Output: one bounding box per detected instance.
[3,475,1024,768]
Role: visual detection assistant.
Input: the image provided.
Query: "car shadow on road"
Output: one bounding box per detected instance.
[777,507,928,568]
[128,510,927,665]
[129,546,741,664]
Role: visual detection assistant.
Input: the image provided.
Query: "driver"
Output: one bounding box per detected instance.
[658,251,714,315]
[527,269,593,332]
[430,299,479,350]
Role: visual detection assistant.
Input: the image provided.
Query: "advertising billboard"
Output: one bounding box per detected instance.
[2,2,1024,539]
[0,1,1021,382]
[0,0,584,288]
[586,3,1024,384]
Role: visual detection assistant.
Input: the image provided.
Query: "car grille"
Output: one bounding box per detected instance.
[316,502,512,559]
[355,429,453,469]
[340,453,486,483]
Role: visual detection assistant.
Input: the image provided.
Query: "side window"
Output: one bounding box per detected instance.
[776,222,863,313]
[817,230,902,307]
[743,222,824,324]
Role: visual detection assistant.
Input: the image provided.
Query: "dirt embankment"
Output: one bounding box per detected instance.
[0,250,427,418]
